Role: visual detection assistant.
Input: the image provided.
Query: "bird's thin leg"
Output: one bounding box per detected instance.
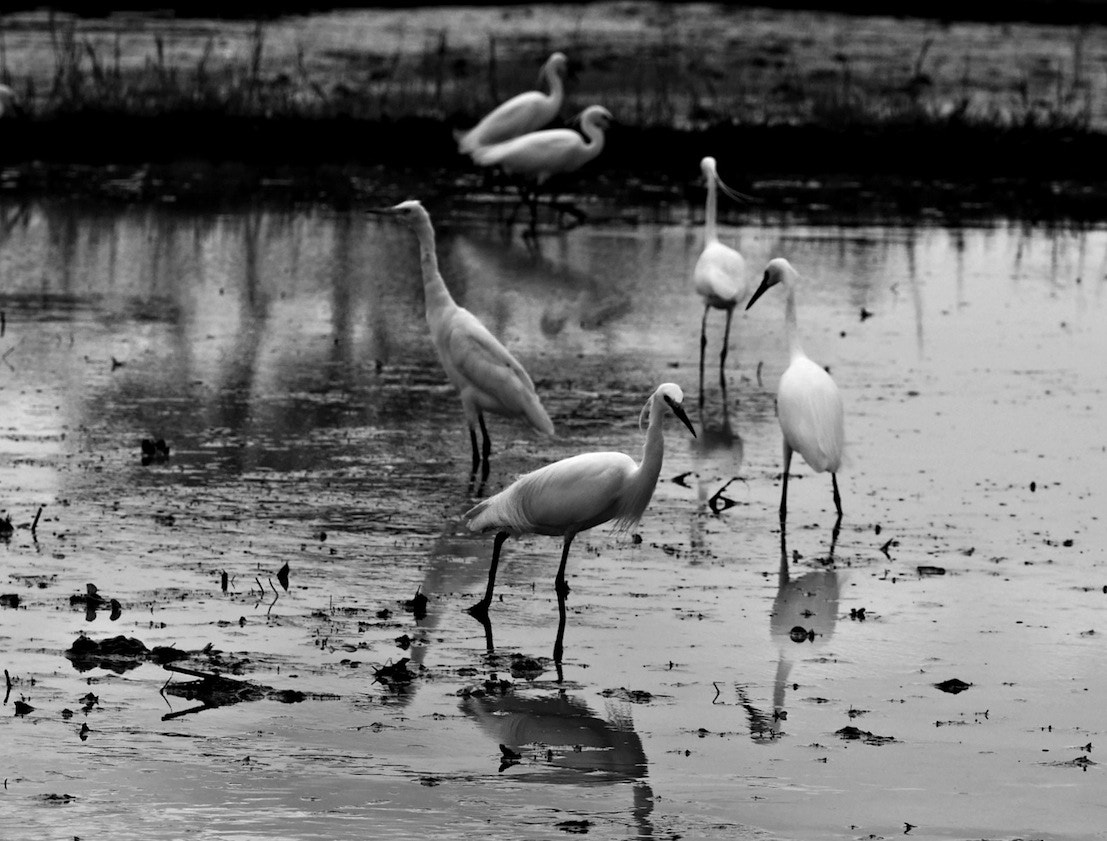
[528,189,541,237]
[554,530,577,600]
[553,578,568,664]
[469,426,481,477]
[468,531,509,621]
[698,305,709,414]
[779,519,790,586]
[779,443,793,523]
[479,413,492,482]
[719,306,734,400]
[830,473,842,554]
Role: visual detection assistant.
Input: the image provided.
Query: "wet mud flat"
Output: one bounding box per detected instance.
[1,201,1106,839]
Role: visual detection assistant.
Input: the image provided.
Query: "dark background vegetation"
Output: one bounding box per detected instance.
[2,2,1107,219]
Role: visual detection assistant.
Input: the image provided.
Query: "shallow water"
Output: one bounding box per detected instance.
[1,199,1105,840]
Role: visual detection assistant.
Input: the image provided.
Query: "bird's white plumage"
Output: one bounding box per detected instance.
[456,52,568,156]
[375,200,553,476]
[693,157,747,307]
[778,355,843,473]
[746,256,845,518]
[472,105,611,184]
[466,382,696,537]
[438,308,554,434]
[467,451,637,537]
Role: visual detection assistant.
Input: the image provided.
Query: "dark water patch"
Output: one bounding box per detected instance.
[3,117,1107,222]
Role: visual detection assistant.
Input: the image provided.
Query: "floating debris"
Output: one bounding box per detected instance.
[373,658,415,687]
[140,438,170,465]
[600,687,653,704]
[65,634,189,673]
[934,678,973,694]
[556,819,593,834]
[14,699,34,716]
[277,561,290,591]
[402,588,428,620]
[161,663,310,720]
[917,565,946,577]
[836,725,897,746]
[0,593,19,608]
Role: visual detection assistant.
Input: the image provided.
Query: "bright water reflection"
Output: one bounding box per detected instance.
[1,199,1105,840]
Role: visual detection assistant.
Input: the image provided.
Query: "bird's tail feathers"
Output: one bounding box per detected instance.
[465,490,530,535]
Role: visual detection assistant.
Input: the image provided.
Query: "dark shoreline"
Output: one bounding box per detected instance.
[4,114,1107,224]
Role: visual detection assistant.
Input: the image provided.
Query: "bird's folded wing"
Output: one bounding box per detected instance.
[474,130,577,169]
[449,314,538,395]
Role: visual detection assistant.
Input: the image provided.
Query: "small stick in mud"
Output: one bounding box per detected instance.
[4,669,12,704]
[31,505,43,537]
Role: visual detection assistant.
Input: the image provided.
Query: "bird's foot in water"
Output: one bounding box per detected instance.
[467,601,491,623]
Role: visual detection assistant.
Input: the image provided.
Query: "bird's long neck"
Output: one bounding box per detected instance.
[784,284,804,361]
[413,216,456,317]
[637,399,667,490]
[581,116,606,153]
[544,62,564,101]
[704,175,719,244]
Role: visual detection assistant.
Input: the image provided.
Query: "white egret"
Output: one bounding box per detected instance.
[464,382,696,661]
[693,156,749,413]
[455,52,569,156]
[745,258,844,521]
[369,200,554,481]
[472,104,612,231]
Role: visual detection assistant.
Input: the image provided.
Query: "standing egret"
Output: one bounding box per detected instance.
[693,156,749,414]
[472,104,612,232]
[455,52,569,156]
[464,382,696,662]
[745,258,844,522]
[369,200,554,482]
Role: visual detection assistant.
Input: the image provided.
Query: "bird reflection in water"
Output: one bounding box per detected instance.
[461,688,654,836]
[731,522,841,742]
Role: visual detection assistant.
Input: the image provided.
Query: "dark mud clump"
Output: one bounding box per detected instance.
[65,634,191,673]
[836,725,898,746]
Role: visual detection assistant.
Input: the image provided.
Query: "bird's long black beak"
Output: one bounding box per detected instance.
[745,271,774,310]
[671,402,697,438]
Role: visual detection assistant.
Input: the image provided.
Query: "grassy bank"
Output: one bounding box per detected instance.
[2,5,1106,220]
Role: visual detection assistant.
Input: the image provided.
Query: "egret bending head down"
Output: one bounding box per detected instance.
[369,200,554,482]
[464,382,696,660]
[746,258,844,523]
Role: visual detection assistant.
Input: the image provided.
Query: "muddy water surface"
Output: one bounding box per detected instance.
[1,200,1105,840]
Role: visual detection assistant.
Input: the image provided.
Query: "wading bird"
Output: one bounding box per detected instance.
[472,104,612,232]
[465,382,696,662]
[693,156,749,414]
[455,52,569,156]
[369,200,554,482]
[745,258,844,523]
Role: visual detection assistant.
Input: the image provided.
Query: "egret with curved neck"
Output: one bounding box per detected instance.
[693,156,749,415]
[472,104,613,233]
[369,200,554,482]
[456,52,568,156]
[465,382,696,662]
[746,258,844,523]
